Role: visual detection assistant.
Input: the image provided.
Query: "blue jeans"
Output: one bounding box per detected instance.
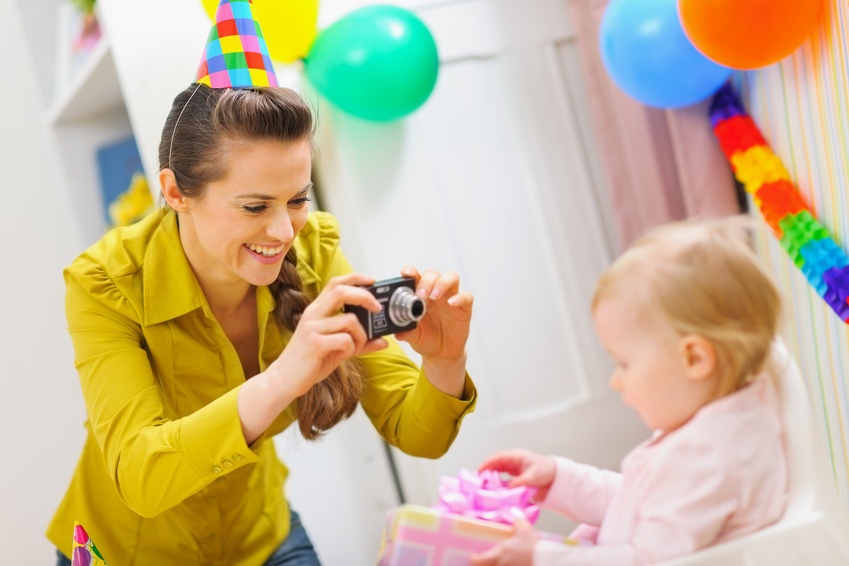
[56,509,320,566]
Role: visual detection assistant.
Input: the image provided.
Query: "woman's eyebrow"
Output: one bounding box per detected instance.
[236,183,313,200]
[236,192,276,200]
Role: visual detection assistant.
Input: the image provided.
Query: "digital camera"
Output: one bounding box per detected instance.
[344,277,426,340]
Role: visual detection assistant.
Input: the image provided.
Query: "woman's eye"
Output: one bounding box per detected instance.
[289,197,312,208]
[243,204,268,214]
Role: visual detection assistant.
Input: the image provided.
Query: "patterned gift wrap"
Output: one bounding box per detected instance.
[377,504,571,565]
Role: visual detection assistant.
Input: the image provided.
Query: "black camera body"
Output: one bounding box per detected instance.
[344,277,426,340]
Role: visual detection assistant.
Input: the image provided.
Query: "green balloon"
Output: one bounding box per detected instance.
[304,5,439,122]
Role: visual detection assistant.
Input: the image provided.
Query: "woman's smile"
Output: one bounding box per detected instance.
[244,242,285,264]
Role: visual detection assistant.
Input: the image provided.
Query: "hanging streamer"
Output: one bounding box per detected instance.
[710,82,849,322]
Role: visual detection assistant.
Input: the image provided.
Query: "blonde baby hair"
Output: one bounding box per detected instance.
[592,216,782,396]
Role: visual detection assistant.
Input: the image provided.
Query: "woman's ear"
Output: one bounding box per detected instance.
[159,168,189,212]
[679,335,716,382]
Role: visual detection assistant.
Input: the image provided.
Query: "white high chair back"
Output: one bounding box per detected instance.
[662,338,849,566]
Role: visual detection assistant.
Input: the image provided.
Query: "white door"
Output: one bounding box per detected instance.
[313,0,648,535]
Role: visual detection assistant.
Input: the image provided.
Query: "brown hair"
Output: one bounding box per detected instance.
[592,216,782,396]
[158,84,364,439]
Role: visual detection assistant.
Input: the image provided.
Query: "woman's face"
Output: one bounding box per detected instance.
[178,138,313,289]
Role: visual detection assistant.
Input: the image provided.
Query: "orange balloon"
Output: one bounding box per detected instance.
[678,0,821,70]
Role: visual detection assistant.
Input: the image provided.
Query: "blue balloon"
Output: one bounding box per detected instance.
[599,0,732,109]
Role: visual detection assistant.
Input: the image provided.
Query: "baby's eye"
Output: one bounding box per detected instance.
[243,204,268,215]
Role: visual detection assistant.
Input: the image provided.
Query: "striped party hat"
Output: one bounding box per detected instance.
[195,0,279,89]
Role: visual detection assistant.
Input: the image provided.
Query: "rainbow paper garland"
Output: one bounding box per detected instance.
[710,83,849,323]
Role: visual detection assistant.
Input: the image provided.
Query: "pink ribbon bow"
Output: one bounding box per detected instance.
[436,468,540,525]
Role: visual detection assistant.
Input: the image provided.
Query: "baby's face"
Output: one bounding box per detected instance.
[592,294,713,433]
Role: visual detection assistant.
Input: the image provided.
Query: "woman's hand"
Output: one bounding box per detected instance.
[395,266,473,362]
[240,273,388,444]
[478,449,557,503]
[470,513,537,566]
[268,273,389,398]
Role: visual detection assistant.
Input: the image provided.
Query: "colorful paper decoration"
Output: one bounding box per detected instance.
[436,468,540,525]
[195,0,279,89]
[71,522,107,566]
[710,82,849,322]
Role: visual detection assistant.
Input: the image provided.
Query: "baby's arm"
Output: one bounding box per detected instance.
[470,461,628,566]
[542,457,623,526]
[535,440,741,564]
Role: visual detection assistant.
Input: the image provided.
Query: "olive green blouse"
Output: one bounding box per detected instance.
[47,208,476,565]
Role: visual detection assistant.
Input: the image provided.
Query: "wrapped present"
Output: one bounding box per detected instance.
[377,505,573,565]
[72,522,108,566]
[378,469,574,565]
[436,468,539,525]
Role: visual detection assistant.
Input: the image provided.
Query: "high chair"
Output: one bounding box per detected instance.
[661,339,849,566]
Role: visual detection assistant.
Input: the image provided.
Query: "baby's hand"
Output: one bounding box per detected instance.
[478,448,557,503]
[470,512,537,566]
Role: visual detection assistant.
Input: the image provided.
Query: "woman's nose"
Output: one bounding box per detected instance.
[269,210,295,242]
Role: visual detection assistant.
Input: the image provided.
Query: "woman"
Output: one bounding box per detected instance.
[46,82,476,565]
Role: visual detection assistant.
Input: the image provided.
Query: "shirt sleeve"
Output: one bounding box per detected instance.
[536,438,740,565]
[357,342,476,458]
[65,267,261,519]
[542,457,623,526]
[308,212,477,458]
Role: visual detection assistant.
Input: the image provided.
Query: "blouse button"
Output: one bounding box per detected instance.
[211,465,223,474]
[234,453,245,462]
[222,459,233,469]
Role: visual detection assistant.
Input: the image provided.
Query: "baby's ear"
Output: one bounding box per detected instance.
[679,334,716,382]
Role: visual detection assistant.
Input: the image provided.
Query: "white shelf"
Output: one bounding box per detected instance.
[46,35,124,125]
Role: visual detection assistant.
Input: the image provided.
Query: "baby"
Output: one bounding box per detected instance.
[472,217,788,565]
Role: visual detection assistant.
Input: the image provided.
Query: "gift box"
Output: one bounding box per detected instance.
[377,504,571,565]
[377,469,573,565]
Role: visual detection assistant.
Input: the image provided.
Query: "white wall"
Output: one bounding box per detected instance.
[0,0,88,561]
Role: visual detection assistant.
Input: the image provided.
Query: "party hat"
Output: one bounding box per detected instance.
[72,522,108,566]
[195,0,279,89]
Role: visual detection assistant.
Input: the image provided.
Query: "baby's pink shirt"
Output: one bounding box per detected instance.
[535,376,788,565]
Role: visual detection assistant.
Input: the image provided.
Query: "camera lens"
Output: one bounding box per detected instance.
[388,286,426,327]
